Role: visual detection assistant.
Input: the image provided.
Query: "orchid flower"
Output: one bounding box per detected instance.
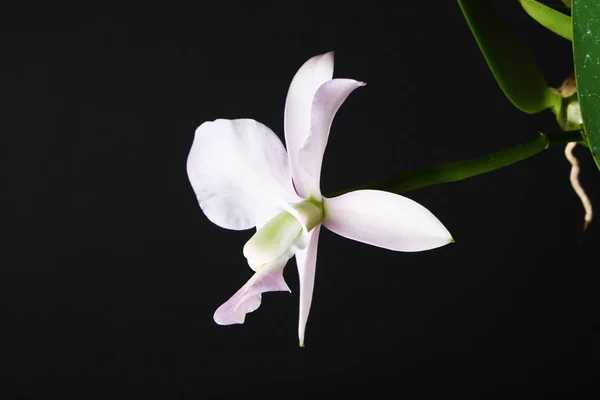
[187,52,453,346]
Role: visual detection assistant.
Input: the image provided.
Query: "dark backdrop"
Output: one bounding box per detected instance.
[2,0,597,397]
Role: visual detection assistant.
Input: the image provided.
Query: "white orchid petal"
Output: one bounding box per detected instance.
[298,79,366,198]
[284,52,334,197]
[323,190,453,252]
[295,224,321,347]
[213,255,292,325]
[187,119,300,230]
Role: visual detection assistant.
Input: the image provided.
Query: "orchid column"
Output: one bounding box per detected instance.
[187,52,453,346]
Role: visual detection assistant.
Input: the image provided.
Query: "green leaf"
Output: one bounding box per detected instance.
[457,0,561,114]
[573,0,600,169]
[519,0,573,40]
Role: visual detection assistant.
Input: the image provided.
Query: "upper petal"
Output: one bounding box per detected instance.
[284,52,334,196]
[187,119,300,230]
[295,224,321,347]
[297,79,366,198]
[323,190,453,252]
[213,253,292,325]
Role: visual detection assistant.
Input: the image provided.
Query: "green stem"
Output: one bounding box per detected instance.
[329,130,583,196]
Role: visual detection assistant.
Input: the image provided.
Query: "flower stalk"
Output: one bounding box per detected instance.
[331,130,584,196]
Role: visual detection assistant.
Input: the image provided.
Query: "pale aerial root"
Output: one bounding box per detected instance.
[564,142,593,231]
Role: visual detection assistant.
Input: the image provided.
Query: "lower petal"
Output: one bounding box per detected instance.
[323,190,453,252]
[213,253,292,325]
[295,224,321,347]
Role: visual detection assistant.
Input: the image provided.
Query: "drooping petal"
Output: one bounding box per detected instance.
[295,224,321,347]
[297,79,366,198]
[284,52,334,197]
[323,190,453,252]
[187,119,300,231]
[213,254,292,325]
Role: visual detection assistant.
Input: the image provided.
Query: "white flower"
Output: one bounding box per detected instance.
[187,52,453,346]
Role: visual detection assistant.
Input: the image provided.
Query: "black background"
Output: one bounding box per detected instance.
[2,0,597,397]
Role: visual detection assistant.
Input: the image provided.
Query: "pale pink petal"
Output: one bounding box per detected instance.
[323,190,453,252]
[284,52,334,197]
[294,224,321,347]
[213,255,292,325]
[297,79,366,198]
[187,119,300,231]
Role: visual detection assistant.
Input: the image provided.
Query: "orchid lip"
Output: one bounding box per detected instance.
[243,197,324,268]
